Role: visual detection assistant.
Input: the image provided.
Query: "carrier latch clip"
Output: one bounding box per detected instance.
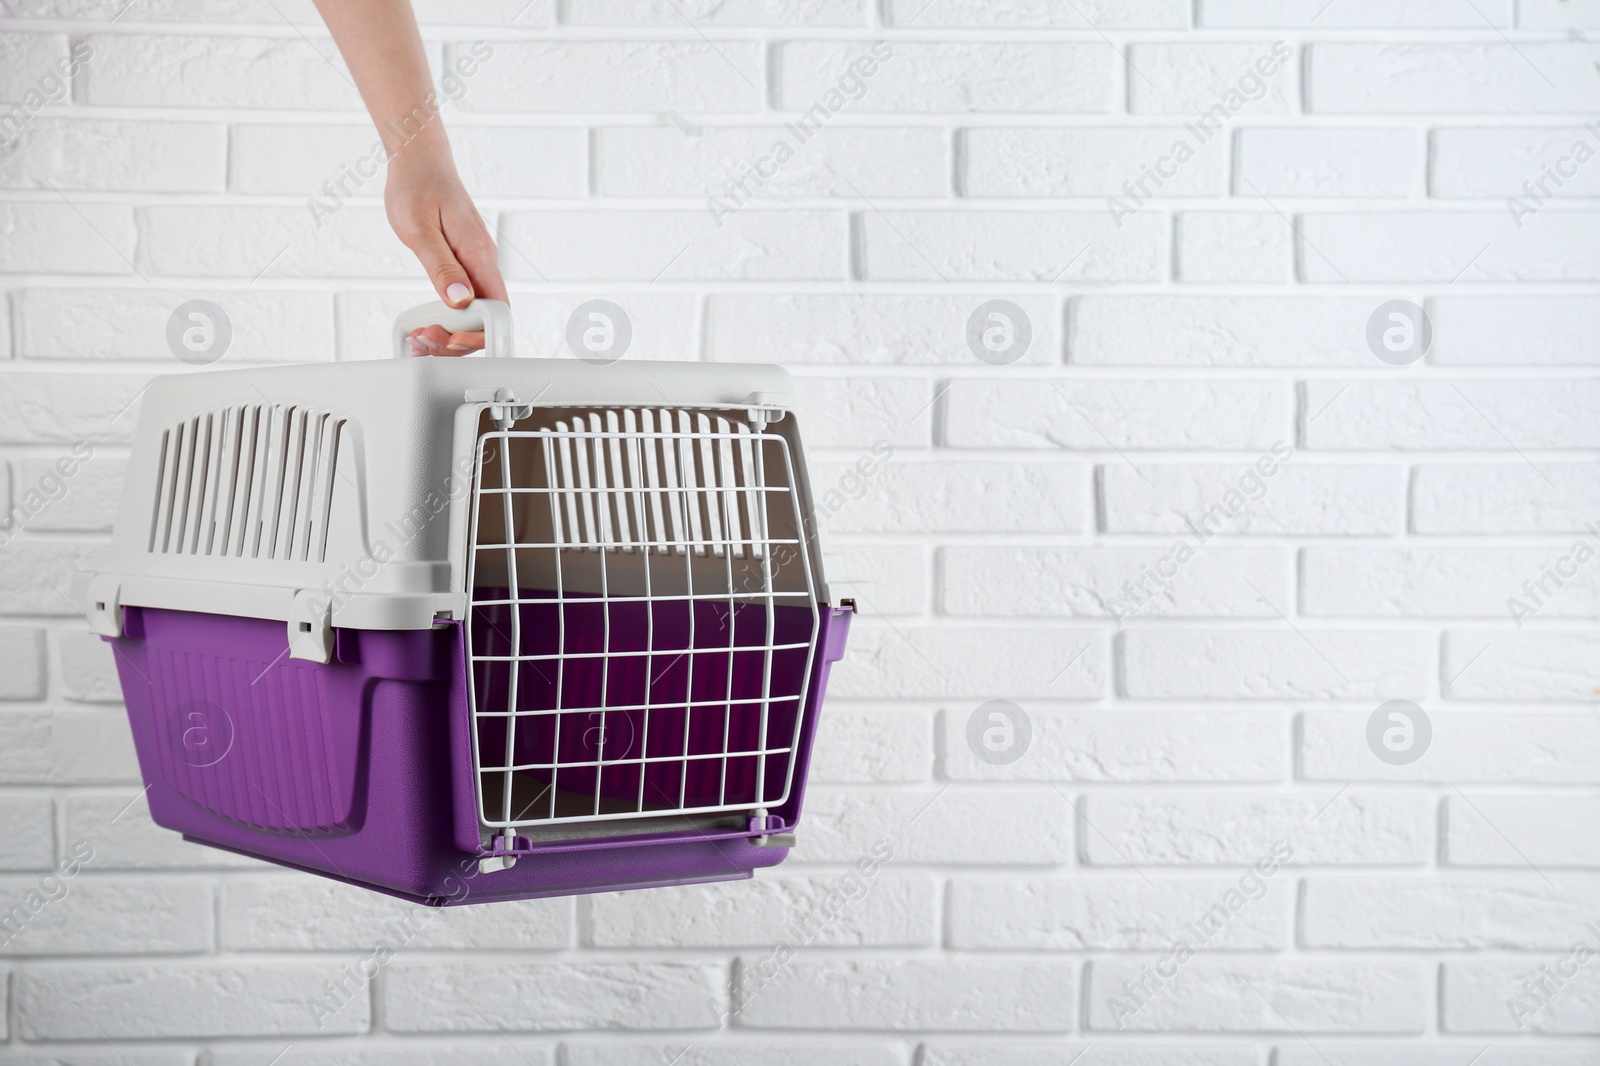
[464,387,533,428]
[287,590,334,664]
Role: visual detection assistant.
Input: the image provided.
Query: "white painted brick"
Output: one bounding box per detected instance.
[1236,127,1418,197]
[1446,795,1600,866]
[832,623,1106,699]
[942,546,1288,619]
[823,544,927,617]
[337,291,697,362]
[21,288,331,362]
[734,957,1075,1030]
[0,375,144,444]
[1302,710,1600,784]
[1413,463,1600,533]
[860,209,1164,281]
[0,712,139,785]
[0,796,54,869]
[565,1046,896,1066]
[807,705,933,783]
[706,293,1060,366]
[220,877,572,950]
[962,127,1228,198]
[231,123,587,199]
[16,962,370,1038]
[2,0,322,20]
[1304,875,1600,948]
[1300,211,1600,281]
[1304,546,1600,618]
[0,202,135,274]
[82,34,362,109]
[811,461,1086,535]
[384,961,724,1031]
[565,0,865,24]
[1432,126,1600,199]
[417,0,555,24]
[15,456,125,532]
[1309,43,1600,114]
[58,627,120,702]
[924,1046,1258,1066]
[0,541,102,615]
[1123,629,1431,700]
[887,0,1188,26]
[1199,0,1512,25]
[949,875,1291,949]
[1086,960,1426,1032]
[1305,379,1600,450]
[596,125,946,198]
[1083,792,1432,865]
[1176,212,1291,283]
[1520,0,1600,27]
[142,205,413,282]
[794,787,1073,865]
[0,625,45,698]
[457,42,761,113]
[63,792,266,869]
[0,32,68,103]
[589,873,935,948]
[499,209,847,281]
[0,118,224,192]
[793,375,931,450]
[0,876,212,955]
[1071,295,1375,366]
[1127,43,1295,116]
[777,41,1112,114]
[1431,295,1600,366]
[942,708,1286,782]
[1443,631,1600,701]
[1275,1049,1600,1066]
[944,379,1290,450]
[1102,462,1404,536]
[1443,961,1600,1034]
[210,1046,554,1066]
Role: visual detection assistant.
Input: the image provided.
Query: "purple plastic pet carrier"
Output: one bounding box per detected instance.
[76,300,853,905]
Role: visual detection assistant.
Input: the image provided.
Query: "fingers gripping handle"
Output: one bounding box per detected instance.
[392,298,514,359]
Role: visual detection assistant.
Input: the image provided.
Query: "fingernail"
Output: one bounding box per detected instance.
[446,343,471,351]
[415,335,441,352]
[407,338,425,355]
[446,283,471,305]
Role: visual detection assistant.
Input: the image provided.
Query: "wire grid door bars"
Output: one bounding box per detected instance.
[465,406,820,839]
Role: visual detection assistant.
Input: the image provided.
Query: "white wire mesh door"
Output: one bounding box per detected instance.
[464,406,820,835]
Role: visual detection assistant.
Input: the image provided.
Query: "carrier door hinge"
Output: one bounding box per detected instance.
[464,387,533,428]
[287,589,334,664]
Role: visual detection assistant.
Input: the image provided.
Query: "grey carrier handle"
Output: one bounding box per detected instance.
[392,298,514,359]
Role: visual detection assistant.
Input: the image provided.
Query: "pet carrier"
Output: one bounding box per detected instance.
[75,299,853,905]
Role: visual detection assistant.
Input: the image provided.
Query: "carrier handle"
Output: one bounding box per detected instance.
[392,298,513,359]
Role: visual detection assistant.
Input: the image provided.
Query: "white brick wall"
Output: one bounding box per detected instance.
[0,0,1596,1057]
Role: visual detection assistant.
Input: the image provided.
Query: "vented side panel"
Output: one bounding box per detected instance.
[147,405,344,562]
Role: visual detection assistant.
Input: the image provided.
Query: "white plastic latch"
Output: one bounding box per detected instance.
[464,387,533,428]
[287,589,334,663]
[85,575,123,638]
[746,391,788,425]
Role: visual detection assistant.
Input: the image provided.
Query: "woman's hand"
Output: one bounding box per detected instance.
[311,0,507,357]
[388,149,508,357]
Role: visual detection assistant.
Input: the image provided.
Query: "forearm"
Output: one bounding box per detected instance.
[313,0,452,161]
